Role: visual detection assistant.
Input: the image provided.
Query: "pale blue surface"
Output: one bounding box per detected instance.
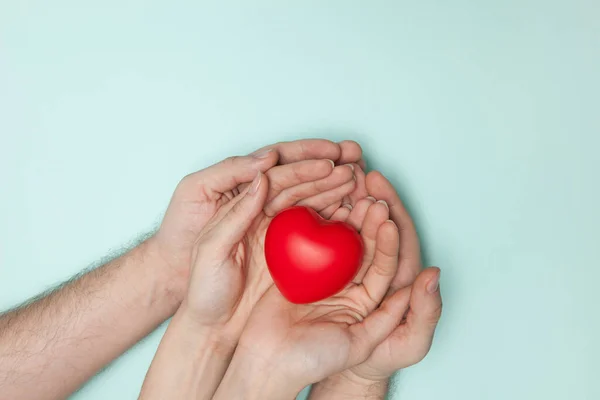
[1,1,599,399]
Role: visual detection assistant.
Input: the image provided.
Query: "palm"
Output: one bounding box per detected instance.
[238,199,404,386]
[155,154,356,284]
[185,158,359,333]
[238,284,376,384]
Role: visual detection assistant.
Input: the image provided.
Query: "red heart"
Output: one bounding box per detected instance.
[264,206,364,304]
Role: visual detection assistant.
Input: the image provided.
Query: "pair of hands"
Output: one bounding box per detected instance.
[143,139,442,398]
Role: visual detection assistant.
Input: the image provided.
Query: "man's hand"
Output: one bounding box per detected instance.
[310,172,441,399]
[0,138,364,400]
[212,200,409,399]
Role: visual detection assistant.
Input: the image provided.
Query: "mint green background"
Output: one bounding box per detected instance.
[1,1,598,399]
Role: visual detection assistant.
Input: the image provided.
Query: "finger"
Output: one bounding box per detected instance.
[208,172,269,253]
[366,171,421,290]
[319,201,342,219]
[337,140,363,165]
[345,197,375,230]
[252,139,341,164]
[347,287,412,367]
[319,200,350,219]
[346,164,368,206]
[240,159,334,198]
[296,178,357,214]
[358,159,367,170]
[264,164,353,217]
[361,220,400,307]
[353,201,390,283]
[330,204,353,222]
[406,267,442,340]
[183,151,278,195]
[391,267,442,367]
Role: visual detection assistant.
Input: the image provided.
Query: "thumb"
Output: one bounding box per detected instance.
[403,267,442,363]
[209,172,269,249]
[183,150,278,195]
[347,285,412,367]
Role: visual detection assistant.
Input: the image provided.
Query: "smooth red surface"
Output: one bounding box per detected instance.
[264,206,364,304]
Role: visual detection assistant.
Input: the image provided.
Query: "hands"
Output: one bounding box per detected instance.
[140,140,363,399]
[309,171,443,399]
[213,199,410,399]
[148,139,363,303]
[140,139,441,400]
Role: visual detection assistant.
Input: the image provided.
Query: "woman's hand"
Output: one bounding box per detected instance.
[140,144,360,400]
[213,200,410,399]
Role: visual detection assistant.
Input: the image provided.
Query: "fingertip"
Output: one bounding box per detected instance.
[338,140,363,163]
[379,220,400,245]
[425,267,441,294]
[329,164,355,182]
[248,171,262,195]
[320,159,336,173]
[358,159,367,170]
[366,201,390,223]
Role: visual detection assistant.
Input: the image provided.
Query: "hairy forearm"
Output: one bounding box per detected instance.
[139,307,236,400]
[309,373,389,400]
[0,237,185,400]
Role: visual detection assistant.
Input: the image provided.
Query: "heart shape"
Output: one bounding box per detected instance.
[264,206,364,304]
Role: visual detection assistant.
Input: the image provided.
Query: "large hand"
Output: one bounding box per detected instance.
[215,201,409,398]
[150,139,364,301]
[326,172,442,384]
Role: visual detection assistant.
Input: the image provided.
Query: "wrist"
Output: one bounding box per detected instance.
[310,371,388,400]
[213,348,302,400]
[140,307,239,399]
[170,306,238,356]
[143,236,189,307]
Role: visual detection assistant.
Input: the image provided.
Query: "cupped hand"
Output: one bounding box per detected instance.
[179,161,361,341]
[150,139,363,302]
[231,200,409,393]
[327,172,442,383]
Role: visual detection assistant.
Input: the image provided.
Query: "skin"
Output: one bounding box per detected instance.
[140,149,442,400]
[212,201,408,399]
[0,139,364,400]
[140,151,359,399]
[309,170,443,399]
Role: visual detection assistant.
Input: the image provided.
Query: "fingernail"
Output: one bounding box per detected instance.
[377,200,388,209]
[253,148,273,159]
[343,203,353,210]
[427,270,440,294]
[327,159,335,168]
[385,219,396,227]
[347,164,355,172]
[249,171,262,194]
[366,196,376,202]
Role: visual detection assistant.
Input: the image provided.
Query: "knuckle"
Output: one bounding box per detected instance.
[285,189,305,205]
[223,155,242,166]
[179,172,197,187]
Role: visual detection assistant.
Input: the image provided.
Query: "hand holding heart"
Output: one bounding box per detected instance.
[213,200,408,398]
[140,142,364,400]
[180,158,358,340]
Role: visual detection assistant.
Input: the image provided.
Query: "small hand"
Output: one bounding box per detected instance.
[229,200,408,394]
